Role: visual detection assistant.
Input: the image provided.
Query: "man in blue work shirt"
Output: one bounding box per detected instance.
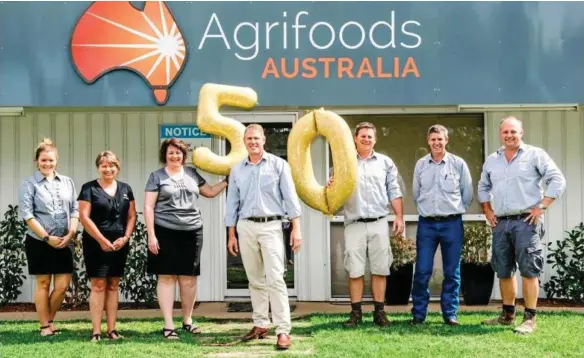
[225,124,303,350]
[478,116,566,334]
[410,124,473,326]
[338,122,405,327]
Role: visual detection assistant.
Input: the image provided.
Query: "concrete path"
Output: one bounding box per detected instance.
[1,302,582,321]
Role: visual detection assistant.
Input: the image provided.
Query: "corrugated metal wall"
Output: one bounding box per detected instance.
[1,108,583,302]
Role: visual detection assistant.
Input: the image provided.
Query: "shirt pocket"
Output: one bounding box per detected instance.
[260,169,279,189]
[440,171,460,193]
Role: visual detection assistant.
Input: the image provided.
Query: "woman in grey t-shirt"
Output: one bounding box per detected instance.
[144,138,228,340]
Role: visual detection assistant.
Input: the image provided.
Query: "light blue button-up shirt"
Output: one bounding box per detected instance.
[225,152,302,227]
[413,152,473,217]
[18,171,79,240]
[343,152,403,224]
[477,143,566,216]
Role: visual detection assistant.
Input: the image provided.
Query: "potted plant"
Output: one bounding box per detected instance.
[385,234,416,305]
[460,222,494,305]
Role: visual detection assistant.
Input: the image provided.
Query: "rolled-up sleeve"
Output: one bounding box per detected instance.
[386,160,403,201]
[69,179,80,218]
[477,162,492,203]
[459,160,474,208]
[225,167,240,227]
[18,180,35,221]
[537,150,566,199]
[280,162,302,219]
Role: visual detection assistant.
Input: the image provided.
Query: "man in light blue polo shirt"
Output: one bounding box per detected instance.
[410,124,473,326]
[225,124,302,350]
[478,116,566,334]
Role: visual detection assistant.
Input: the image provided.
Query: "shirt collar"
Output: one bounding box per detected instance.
[427,152,450,164]
[497,142,527,155]
[245,151,269,166]
[33,170,62,182]
[357,151,377,160]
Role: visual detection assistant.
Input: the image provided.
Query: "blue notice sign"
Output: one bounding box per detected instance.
[160,124,211,139]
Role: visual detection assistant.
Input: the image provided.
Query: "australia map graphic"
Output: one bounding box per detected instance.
[70,1,187,105]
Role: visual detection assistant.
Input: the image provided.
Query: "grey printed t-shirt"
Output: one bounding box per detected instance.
[145,166,207,231]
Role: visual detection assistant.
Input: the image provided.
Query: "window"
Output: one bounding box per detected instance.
[329,113,485,298]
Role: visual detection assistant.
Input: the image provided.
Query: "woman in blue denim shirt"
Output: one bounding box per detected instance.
[18,138,80,337]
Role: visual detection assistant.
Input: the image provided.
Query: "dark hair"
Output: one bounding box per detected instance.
[35,138,58,161]
[159,138,188,164]
[354,122,377,137]
[95,151,121,171]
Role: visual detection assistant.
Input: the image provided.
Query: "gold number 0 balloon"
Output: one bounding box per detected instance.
[288,108,358,215]
[193,83,258,175]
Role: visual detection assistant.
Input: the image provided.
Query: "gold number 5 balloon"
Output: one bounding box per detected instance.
[193,83,258,175]
[288,108,358,215]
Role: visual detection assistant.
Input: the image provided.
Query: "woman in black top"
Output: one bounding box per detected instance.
[78,151,136,342]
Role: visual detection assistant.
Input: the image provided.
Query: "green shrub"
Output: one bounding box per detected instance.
[0,205,27,306]
[64,231,90,307]
[543,222,584,304]
[462,222,492,265]
[120,219,157,303]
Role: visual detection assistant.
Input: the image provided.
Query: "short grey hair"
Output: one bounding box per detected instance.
[500,116,523,129]
[427,124,449,138]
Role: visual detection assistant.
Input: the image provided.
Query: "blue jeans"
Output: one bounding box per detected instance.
[411,215,463,321]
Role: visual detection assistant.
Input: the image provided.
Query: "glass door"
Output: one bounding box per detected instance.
[224,119,296,298]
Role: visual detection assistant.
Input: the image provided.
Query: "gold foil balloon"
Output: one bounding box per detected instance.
[287,108,358,215]
[193,83,258,175]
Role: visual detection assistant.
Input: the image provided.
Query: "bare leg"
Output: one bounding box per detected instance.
[370,275,386,302]
[105,277,121,337]
[522,277,538,309]
[48,274,71,331]
[499,277,517,305]
[89,278,106,336]
[349,277,365,303]
[34,275,52,335]
[178,276,198,330]
[157,275,177,331]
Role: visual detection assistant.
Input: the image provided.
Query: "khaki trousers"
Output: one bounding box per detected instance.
[236,219,291,335]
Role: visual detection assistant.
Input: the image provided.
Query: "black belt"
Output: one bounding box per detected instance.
[497,213,530,221]
[422,214,462,221]
[245,216,282,223]
[355,216,386,223]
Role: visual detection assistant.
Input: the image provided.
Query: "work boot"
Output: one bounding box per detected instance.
[373,310,391,327]
[513,311,536,335]
[482,308,516,326]
[343,310,362,327]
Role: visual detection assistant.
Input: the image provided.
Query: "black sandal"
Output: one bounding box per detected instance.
[107,330,123,340]
[162,328,179,340]
[39,325,55,337]
[48,320,61,334]
[182,323,201,334]
[90,333,101,342]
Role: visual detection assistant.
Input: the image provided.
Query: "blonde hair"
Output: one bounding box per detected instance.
[35,138,58,161]
[244,124,265,136]
[95,151,121,171]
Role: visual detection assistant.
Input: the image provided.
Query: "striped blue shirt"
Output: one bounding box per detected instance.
[477,143,566,216]
[18,171,79,240]
[225,152,302,227]
[413,152,473,217]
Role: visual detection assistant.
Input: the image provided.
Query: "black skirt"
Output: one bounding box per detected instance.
[82,231,129,278]
[25,235,74,275]
[147,224,203,276]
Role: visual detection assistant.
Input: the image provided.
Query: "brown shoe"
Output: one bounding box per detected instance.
[373,310,391,327]
[343,310,363,327]
[276,333,291,350]
[513,312,536,335]
[242,326,268,341]
[482,308,516,326]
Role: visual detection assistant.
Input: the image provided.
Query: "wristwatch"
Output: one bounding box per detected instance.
[42,235,49,242]
[537,203,548,210]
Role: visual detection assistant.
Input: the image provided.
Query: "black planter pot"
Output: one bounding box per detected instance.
[385,263,414,305]
[460,263,495,306]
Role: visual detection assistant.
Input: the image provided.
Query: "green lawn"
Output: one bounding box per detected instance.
[1,312,583,357]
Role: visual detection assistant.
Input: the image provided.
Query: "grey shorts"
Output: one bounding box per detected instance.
[491,217,545,279]
[343,218,393,278]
